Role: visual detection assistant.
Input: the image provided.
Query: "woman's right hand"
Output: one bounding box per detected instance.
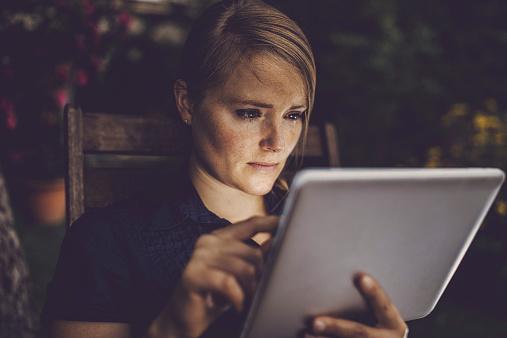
[147,215,279,338]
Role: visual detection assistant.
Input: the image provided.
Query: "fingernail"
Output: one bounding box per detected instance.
[205,293,215,308]
[313,319,326,333]
[361,275,374,289]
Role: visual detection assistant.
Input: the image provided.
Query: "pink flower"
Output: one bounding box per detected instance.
[117,11,132,30]
[81,0,96,16]
[74,69,88,86]
[0,97,17,130]
[5,110,17,130]
[54,88,69,109]
[56,64,71,82]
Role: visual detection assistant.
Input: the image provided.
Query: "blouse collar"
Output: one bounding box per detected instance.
[179,170,287,227]
[150,162,288,231]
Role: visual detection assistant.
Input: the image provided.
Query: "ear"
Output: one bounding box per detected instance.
[173,79,193,125]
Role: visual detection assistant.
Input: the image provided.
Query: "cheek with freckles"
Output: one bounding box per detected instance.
[194,111,255,176]
[278,123,303,158]
[218,128,251,164]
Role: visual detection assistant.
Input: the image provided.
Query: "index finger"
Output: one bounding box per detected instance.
[214,216,279,240]
[354,272,406,330]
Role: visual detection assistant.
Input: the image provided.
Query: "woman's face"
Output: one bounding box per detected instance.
[190,53,306,195]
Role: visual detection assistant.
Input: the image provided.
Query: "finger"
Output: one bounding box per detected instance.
[195,235,264,269]
[206,255,259,297]
[354,273,405,329]
[214,215,279,240]
[219,240,264,266]
[312,316,379,338]
[192,268,245,312]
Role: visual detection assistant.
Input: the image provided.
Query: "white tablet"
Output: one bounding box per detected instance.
[240,168,504,338]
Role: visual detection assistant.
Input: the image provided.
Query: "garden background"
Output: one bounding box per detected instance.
[1,0,506,337]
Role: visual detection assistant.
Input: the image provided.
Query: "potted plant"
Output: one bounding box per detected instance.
[0,0,132,225]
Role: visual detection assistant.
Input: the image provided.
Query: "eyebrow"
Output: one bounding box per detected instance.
[231,99,306,110]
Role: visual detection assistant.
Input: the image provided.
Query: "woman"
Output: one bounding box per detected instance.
[43,1,409,337]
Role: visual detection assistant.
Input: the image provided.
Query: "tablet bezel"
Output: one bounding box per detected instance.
[240,168,504,338]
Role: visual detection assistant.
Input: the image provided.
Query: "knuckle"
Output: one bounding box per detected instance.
[251,248,263,261]
[221,275,244,302]
[193,247,211,260]
[241,264,256,278]
[196,234,214,247]
[380,301,391,313]
[352,326,369,338]
[221,274,236,291]
[193,246,205,257]
[182,261,202,284]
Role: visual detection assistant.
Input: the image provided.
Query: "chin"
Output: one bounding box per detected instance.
[241,176,277,195]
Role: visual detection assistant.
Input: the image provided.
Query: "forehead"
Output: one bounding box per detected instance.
[215,53,306,105]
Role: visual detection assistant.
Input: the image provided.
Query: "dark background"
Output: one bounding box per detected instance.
[1,0,506,337]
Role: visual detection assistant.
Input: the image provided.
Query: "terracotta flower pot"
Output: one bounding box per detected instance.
[22,178,66,226]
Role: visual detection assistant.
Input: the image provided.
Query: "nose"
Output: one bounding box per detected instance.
[260,120,284,152]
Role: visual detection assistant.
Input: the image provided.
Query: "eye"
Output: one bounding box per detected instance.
[285,111,305,121]
[236,109,261,120]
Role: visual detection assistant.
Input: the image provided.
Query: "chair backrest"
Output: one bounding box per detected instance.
[64,104,340,228]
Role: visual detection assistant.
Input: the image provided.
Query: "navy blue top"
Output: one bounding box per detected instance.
[41,166,287,338]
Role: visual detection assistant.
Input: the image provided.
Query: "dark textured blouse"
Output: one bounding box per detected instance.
[41,166,286,338]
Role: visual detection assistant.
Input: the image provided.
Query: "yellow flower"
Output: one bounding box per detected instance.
[472,131,488,146]
[495,132,506,145]
[450,144,463,158]
[496,200,507,216]
[473,113,501,131]
[484,97,498,113]
[473,113,488,130]
[486,116,501,129]
[425,147,442,168]
[450,103,468,117]
[442,103,468,126]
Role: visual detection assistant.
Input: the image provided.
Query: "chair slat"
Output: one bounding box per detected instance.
[84,165,182,209]
[324,123,340,166]
[83,113,189,155]
[64,105,85,227]
[303,125,323,157]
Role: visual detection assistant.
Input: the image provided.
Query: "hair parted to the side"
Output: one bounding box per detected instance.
[178,0,316,189]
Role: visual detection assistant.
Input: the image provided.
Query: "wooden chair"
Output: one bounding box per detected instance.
[63,104,340,228]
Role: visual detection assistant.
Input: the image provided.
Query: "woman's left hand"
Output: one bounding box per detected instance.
[307,273,408,338]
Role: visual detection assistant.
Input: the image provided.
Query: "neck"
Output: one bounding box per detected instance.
[188,154,267,223]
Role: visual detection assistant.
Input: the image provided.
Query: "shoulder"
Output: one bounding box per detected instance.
[65,176,200,272]
[43,191,189,323]
[68,172,190,241]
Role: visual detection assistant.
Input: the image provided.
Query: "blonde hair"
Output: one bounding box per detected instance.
[178,0,316,187]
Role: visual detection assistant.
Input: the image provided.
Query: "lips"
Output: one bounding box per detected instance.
[249,162,278,167]
[247,162,279,171]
